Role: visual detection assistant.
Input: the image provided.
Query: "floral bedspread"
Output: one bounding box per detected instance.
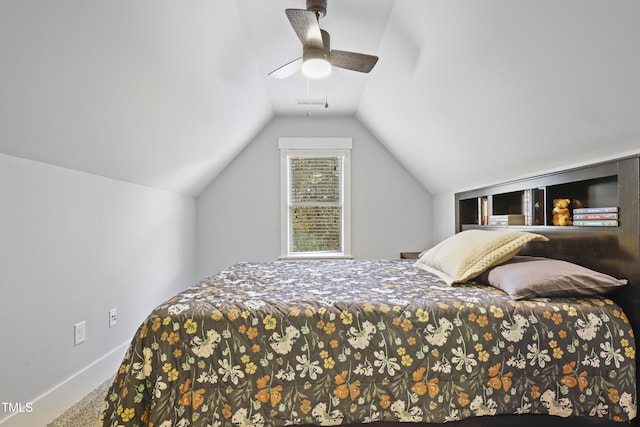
[98,260,636,426]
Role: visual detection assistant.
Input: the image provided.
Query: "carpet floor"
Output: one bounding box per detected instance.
[45,376,113,427]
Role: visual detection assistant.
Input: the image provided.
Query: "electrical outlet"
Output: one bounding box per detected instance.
[109,308,118,327]
[74,321,86,346]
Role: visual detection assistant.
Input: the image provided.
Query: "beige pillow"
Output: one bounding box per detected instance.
[413,230,548,285]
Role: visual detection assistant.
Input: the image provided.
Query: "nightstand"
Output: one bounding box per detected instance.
[400,251,421,260]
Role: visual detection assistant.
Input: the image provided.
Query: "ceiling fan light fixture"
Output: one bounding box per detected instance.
[270,5,378,80]
[302,57,331,79]
[302,35,331,79]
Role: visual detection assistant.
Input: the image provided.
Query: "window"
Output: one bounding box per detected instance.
[279,138,352,259]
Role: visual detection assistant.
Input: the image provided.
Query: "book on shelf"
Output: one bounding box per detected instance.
[488,214,525,226]
[479,197,488,225]
[523,190,532,225]
[573,219,619,227]
[573,206,618,214]
[573,213,618,220]
[523,188,545,226]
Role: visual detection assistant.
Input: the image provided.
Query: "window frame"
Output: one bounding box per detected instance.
[279,137,352,260]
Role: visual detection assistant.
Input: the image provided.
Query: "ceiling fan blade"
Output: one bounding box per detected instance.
[330,50,378,73]
[285,9,323,49]
[268,57,303,79]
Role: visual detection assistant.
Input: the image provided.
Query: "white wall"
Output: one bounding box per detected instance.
[197,116,433,277]
[0,154,196,426]
[432,192,456,243]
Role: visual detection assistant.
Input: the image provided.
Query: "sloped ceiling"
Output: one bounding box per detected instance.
[359,1,640,194]
[0,1,639,197]
[0,1,273,196]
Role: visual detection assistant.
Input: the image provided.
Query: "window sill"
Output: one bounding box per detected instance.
[279,254,353,261]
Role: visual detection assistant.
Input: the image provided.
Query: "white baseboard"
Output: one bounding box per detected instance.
[0,342,128,427]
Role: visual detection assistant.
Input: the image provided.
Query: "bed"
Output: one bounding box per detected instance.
[98,227,638,427]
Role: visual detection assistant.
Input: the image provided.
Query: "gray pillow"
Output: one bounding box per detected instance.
[477,256,627,299]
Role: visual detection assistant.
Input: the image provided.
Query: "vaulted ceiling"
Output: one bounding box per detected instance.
[1,1,639,197]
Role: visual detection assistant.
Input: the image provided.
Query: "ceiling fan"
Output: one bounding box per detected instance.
[269,0,379,79]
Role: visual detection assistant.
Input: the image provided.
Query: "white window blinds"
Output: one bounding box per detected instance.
[279,138,352,259]
[289,156,342,253]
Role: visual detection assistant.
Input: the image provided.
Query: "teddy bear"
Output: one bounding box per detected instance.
[552,198,573,226]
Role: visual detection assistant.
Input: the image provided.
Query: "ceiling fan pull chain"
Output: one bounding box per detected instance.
[325,86,328,109]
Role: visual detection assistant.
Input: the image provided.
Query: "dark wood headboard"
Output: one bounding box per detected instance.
[455,155,639,300]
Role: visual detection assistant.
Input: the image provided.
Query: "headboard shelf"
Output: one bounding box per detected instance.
[456,156,637,229]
